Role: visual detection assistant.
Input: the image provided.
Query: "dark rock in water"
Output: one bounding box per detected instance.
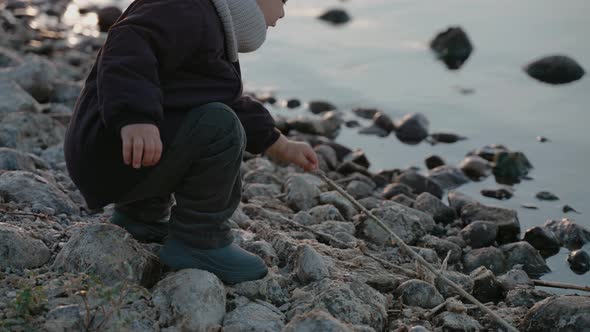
[536,136,549,142]
[463,246,507,275]
[428,132,466,144]
[352,107,379,119]
[97,6,122,32]
[500,241,551,277]
[345,120,360,128]
[435,271,474,298]
[535,191,559,201]
[567,250,590,274]
[414,192,456,224]
[395,171,443,199]
[493,151,533,184]
[318,9,351,25]
[563,204,580,214]
[544,218,590,250]
[394,113,429,144]
[430,26,474,70]
[523,226,561,257]
[308,100,336,114]
[286,99,301,108]
[506,287,553,308]
[481,188,513,200]
[377,169,403,183]
[520,295,590,332]
[358,124,389,137]
[469,266,505,303]
[461,203,520,244]
[427,165,470,190]
[391,194,414,208]
[382,182,415,199]
[460,221,498,249]
[447,190,478,214]
[418,235,462,263]
[395,279,444,309]
[342,149,370,169]
[524,55,585,84]
[467,144,509,162]
[459,155,492,180]
[521,204,539,210]
[372,111,395,133]
[336,161,368,176]
[425,155,445,170]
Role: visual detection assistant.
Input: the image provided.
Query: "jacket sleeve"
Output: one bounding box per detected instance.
[96,1,202,135]
[231,96,281,154]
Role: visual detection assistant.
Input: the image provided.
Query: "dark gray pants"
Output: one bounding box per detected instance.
[114,103,245,249]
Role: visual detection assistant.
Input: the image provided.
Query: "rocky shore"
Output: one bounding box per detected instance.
[1,1,589,331]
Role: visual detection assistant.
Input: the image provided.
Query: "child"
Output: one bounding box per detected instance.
[64,0,318,284]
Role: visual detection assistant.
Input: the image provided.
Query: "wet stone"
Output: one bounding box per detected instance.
[459,155,492,180]
[493,151,533,184]
[500,241,550,278]
[430,26,474,70]
[425,155,445,170]
[567,250,590,274]
[395,279,444,309]
[505,287,553,308]
[523,226,560,255]
[470,266,505,303]
[481,188,513,200]
[394,113,430,144]
[459,220,498,249]
[461,203,520,244]
[352,108,379,119]
[308,100,337,114]
[414,192,457,224]
[318,9,351,25]
[372,111,395,133]
[535,191,559,201]
[427,165,470,190]
[395,171,443,199]
[524,55,586,84]
[463,246,507,275]
[544,218,590,250]
[382,182,415,199]
[343,149,370,169]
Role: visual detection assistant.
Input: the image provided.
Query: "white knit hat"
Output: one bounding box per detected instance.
[210,0,268,63]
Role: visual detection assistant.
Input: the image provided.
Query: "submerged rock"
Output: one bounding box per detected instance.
[430,26,474,70]
[481,188,513,200]
[523,226,560,257]
[372,111,395,133]
[544,218,590,250]
[459,155,492,180]
[318,9,351,25]
[425,155,445,170]
[535,191,559,201]
[394,113,430,144]
[567,250,590,274]
[524,55,585,84]
[493,151,533,184]
[521,295,590,331]
[427,165,470,190]
[500,241,550,277]
[308,100,337,114]
[0,223,51,269]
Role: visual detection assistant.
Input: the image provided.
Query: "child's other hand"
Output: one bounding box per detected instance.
[120,124,162,169]
[266,134,318,172]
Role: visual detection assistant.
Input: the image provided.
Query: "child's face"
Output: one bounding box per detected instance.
[256,0,286,27]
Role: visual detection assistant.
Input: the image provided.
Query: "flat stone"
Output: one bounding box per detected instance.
[359,204,435,246]
[0,223,50,269]
[521,295,590,331]
[395,279,444,309]
[52,223,160,287]
[152,269,225,331]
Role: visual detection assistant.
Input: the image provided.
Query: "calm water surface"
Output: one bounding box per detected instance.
[70,0,590,289]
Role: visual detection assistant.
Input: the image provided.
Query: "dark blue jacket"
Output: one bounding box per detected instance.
[65,0,279,209]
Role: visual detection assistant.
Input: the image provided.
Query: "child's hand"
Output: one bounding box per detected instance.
[265,134,318,172]
[120,124,162,169]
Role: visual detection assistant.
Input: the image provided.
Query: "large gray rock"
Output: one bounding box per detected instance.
[346,180,374,200]
[435,271,474,298]
[359,204,435,246]
[461,203,520,244]
[500,241,550,277]
[223,301,285,332]
[0,171,78,214]
[284,309,355,332]
[231,271,290,306]
[460,220,498,248]
[498,269,533,291]
[53,223,160,287]
[0,223,50,269]
[434,312,482,332]
[470,266,504,303]
[295,244,330,284]
[505,287,553,308]
[0,54,58,102]
[0,147,38,171]
[395,171,442,198]
[521,295,590,331]
[0,79,40,113]
[320,191,357,220]
[447,190,477,214]
[463,246,507,275]
[288,279,387,331]
[414,192,457,224]
[545,218,590,250]
[0,111,66,153]
[153,269,226,332]
[395,279,444,309]
[286,175,321,212]
[308,204,344,224]
[394,113,429,144]
[523,226,561,257]
[427,165,470,190]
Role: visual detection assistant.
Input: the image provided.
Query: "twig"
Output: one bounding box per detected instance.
[278,215,416,277]
[313,169,519,332]
[532,279,590,292]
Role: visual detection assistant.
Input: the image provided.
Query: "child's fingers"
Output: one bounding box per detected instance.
[132,137,144,169]
[153,137,163,164]
[142,139,156,166]
[122,136,132,165]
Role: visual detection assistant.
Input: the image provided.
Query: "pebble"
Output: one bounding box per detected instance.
[535,191,559,201]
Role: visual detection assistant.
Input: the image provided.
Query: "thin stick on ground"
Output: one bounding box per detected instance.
[313,169,519,332]
[278,215,417,278]
[532,279,590,292]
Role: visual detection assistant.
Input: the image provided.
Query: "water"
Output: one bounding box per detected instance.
[67,0,590,288]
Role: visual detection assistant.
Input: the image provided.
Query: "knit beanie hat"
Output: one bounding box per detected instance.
[210,0,267,62]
